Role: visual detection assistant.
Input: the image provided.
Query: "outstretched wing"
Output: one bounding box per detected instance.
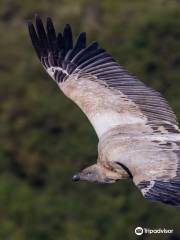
[28,16,178,138]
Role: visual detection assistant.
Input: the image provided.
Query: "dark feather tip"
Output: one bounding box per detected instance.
[63,24,73,52]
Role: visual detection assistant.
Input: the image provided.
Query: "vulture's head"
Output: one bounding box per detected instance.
[72,164,127,183]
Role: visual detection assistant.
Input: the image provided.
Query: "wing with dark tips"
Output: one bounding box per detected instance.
[28,16,179,137]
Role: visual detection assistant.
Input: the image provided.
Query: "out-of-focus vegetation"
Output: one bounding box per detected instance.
[0,0,180,239]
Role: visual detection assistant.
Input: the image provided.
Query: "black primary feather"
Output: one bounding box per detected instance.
[65,32,86,61]
[35,15,49,54]
[46,17,58,54]
[63,24,73,55]
[28,22,42,59]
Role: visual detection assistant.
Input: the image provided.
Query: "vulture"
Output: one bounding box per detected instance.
[28,16,180,206]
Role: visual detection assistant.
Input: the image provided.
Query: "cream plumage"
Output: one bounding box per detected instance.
[28,16,180,206]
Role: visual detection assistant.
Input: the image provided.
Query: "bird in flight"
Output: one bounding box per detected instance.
[28,16,180,206]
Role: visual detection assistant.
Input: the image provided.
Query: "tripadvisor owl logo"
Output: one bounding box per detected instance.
[135,227,143,235]
[134,226,174,235]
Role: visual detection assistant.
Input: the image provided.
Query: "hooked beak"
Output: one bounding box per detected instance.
[72,174,80,182]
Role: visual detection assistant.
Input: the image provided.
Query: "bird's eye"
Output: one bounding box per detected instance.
[52,68,54,73]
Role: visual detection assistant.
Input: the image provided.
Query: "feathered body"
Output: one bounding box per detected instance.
[28,16,180,206]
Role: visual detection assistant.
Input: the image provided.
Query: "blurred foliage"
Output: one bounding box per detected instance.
[0,0,180,239]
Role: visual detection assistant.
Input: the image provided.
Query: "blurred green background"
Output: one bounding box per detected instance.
[0,0,180,239]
